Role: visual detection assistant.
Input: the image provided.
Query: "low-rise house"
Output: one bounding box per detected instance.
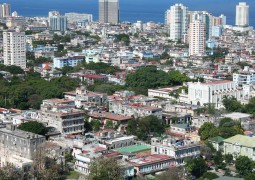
[109,100,162,119]
[129,154,175,175]
[64,86,107,109]
[222,112,253,122]
[223,134,255,160]
[53,56,84,69]
[151,137,200,165]
[170,124,196,135]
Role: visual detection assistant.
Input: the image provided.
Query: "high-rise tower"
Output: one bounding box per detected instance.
[189,20,205,56]
[236,2,249,27]
[167,4,189,42]
[3,31,26,69]
[99,0,119,24]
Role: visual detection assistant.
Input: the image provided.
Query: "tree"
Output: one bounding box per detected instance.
[198,122,219,140]
[0,163,27,180]
[218,118,244,138]
[186,157,207,178]
[235,156,254,177]
[160,51,170,59]
[126,119,138,135]
[105,120,114,128]
[156,166,185,180]
[202,172,219,180]
[168,70,189,85]
[87,158,124,180]
[136,116,165,141]
[90,120,101,131]
[126,66,170,93]
[30,145,68,180]
[213,151,226,169]
[222,95,243,112]
[17,121,48,136]
[224,154,233,165]
[84,120,93,133]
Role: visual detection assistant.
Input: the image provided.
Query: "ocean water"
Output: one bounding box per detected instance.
[3,0,255,27]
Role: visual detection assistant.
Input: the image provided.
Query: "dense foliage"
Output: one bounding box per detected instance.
[126,115,165,141]
[126,66,189,95]
[0,64,24,74]
[186,157,207,178]
[198,118,244,140]
[235,156,254,177]
[88,158,124,180]
[17,121,48,136]
[0,75,79,110]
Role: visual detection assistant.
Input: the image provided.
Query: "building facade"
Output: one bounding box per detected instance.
[189,20,206,56]
[0,125,45,167]
[49,15,67,32]
[1,3,10,17]
[99,0,119,24]
[3,31,26,69]
[236,2,249,27]
[223,134,255,160]
[187,80,243,108]
[65,13,93,24]
[53,56,84,69]
[40,99,85,135]
[167,4,188,42]
[151,137,200,165]
[109,100,162,119]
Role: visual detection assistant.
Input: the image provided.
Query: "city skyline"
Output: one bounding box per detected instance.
[0,0,254,27]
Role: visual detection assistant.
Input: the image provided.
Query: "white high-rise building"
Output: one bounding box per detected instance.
[2,3,10,17]
[189,11,213,40]
[3,31,26,69]
[99,0,119,24]
[236,2,249,27]
[167,4,188,42]
[49,15,67,32]
[189,20,205,56]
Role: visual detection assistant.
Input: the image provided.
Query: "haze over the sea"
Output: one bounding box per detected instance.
[3,0,255,27]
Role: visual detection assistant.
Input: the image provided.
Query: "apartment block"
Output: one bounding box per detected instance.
[3,31,26,69]
[0,125,45,168]
[40,99,85,135]
[53,56,84,69]
[151,137,200,165]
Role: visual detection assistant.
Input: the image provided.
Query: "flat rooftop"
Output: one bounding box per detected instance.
[117,144,151,154]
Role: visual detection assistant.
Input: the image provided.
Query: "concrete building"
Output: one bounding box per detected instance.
[99,0,119,24]
[49,15,67,32]
[53,56,84,69]
[1,3,10,17]
[223,134,255,160]
[64,86,107,109]
[187,80,243,108]
[109,100,162,119]
[40,99,85,135]
[151,137,200,165]
[129,154,175,175]
[233,68,255,86]
[236,2,249,27]
[189,11,212,40]
[3,31,26,69]
[167,4,189,42]
[212,25,223,38]
[189,20,206,56]
[0,125,45,168]
[65,13,93,24]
